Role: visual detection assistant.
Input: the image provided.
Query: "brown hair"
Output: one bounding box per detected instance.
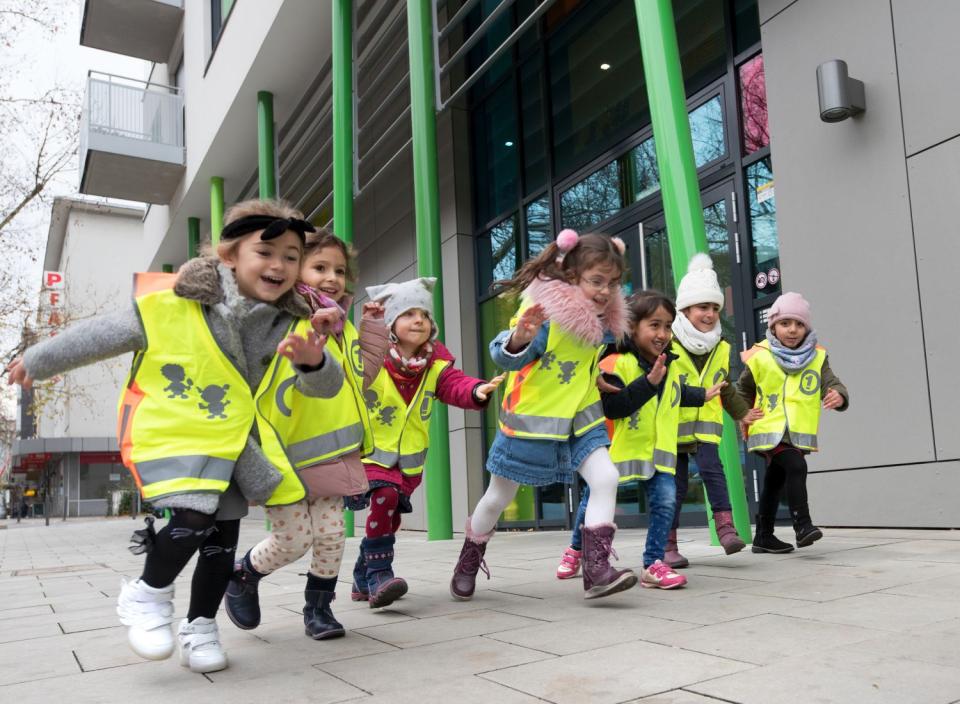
[302,228,358,286]
[626,290,676,326]
[492,232,624,296]
[207,198,306,260]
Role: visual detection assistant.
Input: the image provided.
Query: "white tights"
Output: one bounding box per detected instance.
[471,448,619,535]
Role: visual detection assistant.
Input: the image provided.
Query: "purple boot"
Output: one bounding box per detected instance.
[664,529,689,569]
[714,510,746,555]
[581,523,638,600]
[450,517,493,601]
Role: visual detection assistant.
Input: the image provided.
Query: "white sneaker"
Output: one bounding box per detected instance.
[116,578,175,660]
[178,617,228,673]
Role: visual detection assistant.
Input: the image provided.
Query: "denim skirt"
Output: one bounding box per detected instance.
[485,424,610,486]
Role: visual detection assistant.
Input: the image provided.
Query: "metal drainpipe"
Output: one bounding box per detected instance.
[188,217,200,259]
[210,177,225,245]
[258,91,277,198]
[633,0,752,543]
[407,0,452,540]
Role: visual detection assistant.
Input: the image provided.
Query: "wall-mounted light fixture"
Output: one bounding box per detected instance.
[816,60,865,123]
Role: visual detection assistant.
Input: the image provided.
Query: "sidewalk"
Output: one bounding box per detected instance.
[1,517,959,703]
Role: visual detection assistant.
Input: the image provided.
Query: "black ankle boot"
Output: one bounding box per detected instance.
[303,590,345,640]
[791,507,823,548]
[751,513,794,554]
[225,551,266,629]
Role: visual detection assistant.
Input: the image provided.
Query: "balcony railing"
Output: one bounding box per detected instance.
[79,72,185,203]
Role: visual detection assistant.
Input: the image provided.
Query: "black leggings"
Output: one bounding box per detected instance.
[758,446,808,518]
[140,509,240,620]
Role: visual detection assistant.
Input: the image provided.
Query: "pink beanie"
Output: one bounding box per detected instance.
[768,292,812,329]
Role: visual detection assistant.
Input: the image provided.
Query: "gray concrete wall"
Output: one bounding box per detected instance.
[760,0,960,526]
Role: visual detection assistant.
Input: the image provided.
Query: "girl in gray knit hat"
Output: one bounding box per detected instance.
[5,199,344,674]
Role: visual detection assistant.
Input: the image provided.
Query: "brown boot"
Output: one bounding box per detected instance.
[449,517,493,601]
[664,529,689,568]
[581,523,638,600]
[714,510,746,555]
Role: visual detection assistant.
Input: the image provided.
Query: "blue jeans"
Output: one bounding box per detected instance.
[672,443,732,530]
[570,471,676,568]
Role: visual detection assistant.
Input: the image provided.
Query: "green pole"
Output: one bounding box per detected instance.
[188,217,200,259]
[333,0,356,538]
[161,264,173,273]
[633,0,751,543]
[407,0,452,540]
[257,91,277,199]
[210,177,225,245]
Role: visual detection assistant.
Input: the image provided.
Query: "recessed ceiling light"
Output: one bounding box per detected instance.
[600,63,611,70]
[504,141,514,147]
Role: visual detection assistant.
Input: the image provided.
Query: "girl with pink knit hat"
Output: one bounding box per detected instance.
[736,291,849,552]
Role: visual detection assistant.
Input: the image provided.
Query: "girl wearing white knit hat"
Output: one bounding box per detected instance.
[665,254,761,567]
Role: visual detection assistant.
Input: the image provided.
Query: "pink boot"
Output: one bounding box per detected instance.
[664,529,689,568]
[714,510,746,555]
[556,547,582,580]
[641,560,688,589]
[580,523,637,599]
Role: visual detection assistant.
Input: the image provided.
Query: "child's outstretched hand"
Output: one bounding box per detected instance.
[822,388,844,410]
[311,307,342,336]
[475,373,506,402]
[508,303,546,350]
[646,354,667,385]
[741,407,764,425]
[277,330,327,368]
[361,300,385,320]
[4,358,32,388]
[705,380,727,402]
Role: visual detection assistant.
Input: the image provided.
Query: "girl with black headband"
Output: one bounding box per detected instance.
[5,198,345,674]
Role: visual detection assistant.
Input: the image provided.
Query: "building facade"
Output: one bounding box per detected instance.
[70,0,959,530]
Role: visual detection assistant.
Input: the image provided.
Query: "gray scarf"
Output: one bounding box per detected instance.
[765,327,818,372]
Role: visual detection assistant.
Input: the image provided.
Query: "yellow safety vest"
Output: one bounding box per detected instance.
[498,305,605,441]
[600,352,681,482]
[364,359,450,476]
[743,340,826,453]
[672,339,730,445]
[117,273,294,502]
[256,318,373,506]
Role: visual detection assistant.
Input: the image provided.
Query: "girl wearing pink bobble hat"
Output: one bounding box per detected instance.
[450,229,640,602]
[736,291,849,552]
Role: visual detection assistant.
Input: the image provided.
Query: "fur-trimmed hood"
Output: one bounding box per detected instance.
[173,256,311,319]
[525,276,630,346]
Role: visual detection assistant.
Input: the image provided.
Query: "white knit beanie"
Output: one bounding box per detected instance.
[675,253,724,310]
[366,277,438,339]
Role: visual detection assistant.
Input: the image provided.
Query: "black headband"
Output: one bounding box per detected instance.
[220,215,316,243]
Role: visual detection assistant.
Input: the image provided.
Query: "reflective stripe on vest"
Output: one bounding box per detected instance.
[499,305,604,440]
[365,359,449,476]
[118,275,283,502]
[600,352,681,481]
[672,340,729,445]
[743,341,826,453]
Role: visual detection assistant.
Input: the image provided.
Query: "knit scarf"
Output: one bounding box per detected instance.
[389,341,434,376]
[295,283,348,337]
[671,313,722,356]
[765,328,819,372]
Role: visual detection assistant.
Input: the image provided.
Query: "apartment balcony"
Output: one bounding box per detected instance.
[79,72,185,204]
[80,0,183,63]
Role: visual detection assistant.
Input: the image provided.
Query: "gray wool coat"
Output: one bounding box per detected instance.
[22,257,344,516]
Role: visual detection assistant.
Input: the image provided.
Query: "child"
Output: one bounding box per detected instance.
[451,229,638,602]
[555,291,723,590]
[5,199,343,673]
[225,228,388,640]
[350,277,503,609]
[664,254,760,567]
[736,291,848,552]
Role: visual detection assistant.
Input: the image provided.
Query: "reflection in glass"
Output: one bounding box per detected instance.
[525,197,552,258]
[747,157,780,299]
[559,161,621,231]
[702,200,736,342]
[674,0,727,95]
[520,56,547,194]
[740,54,769,155]
[471,79,519,227]
[477,215,518,295]
[644,227,676,297]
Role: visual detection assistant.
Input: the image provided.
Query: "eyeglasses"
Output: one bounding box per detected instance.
[580,277,621,293]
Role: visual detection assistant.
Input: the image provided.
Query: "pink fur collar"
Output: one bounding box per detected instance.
[525,277,629,346]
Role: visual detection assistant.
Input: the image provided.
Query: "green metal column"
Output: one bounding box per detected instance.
[210,177,225,245]
[161,264,173,273]
[188,217,201,259]
[258,91,277,199]
[633,0,751,542]
[333,0,356,538]
[407,0,452,540]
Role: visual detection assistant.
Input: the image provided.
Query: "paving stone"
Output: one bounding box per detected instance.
[777,591,957,632]
[355,608,543,648]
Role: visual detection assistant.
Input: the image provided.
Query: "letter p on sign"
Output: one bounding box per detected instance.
[44,271,64,289]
